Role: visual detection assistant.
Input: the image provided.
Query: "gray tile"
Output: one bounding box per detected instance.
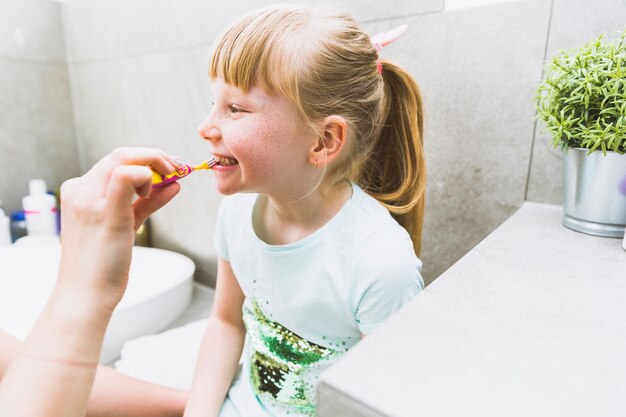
[116,48,211,151]
[69,60,127,165]
[63,0,294,62]
[112,0,257,59]
[70,48,209,164]
[0,0,66,62]
[445,0,523,11]
[63,0,443,63]
[61,0,119,62]
[546,0,626,52]
[0,59,79,213]
[332,0,443,22]
[525,130,563,204]
[526,0,626,204]
[365,0,552,284]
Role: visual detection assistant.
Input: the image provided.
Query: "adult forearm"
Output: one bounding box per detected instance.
[1,329,187,417]
[0,330,20,379]
[184,318,245,417]
[0,285,113,417]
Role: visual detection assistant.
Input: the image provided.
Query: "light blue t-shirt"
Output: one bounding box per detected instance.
[215,183,423,417]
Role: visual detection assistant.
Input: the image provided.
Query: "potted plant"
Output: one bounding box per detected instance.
[536,30,626,237]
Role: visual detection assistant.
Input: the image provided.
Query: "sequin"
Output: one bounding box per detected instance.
[243,300,343,416]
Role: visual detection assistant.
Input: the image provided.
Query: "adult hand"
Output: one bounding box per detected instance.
[58,147,181,311]
[0,147,183,417]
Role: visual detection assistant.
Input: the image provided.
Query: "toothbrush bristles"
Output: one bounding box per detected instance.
[193,158,216,171]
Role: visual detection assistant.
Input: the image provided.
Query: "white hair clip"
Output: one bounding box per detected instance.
[370,24,408,52]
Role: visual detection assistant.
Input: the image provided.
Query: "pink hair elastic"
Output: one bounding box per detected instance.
[371,24,408,74]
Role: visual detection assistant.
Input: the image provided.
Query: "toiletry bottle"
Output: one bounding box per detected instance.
[0,201,11,246]
[10,211,27,242]
[22,179,58,236]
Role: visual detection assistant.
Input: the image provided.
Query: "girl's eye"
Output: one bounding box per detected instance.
[228,105,245,114]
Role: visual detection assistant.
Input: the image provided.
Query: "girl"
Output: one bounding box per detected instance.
[185,5,426,417]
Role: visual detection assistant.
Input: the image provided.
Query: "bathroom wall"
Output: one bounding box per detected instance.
[56,0,625,286]
[0,0,79,215]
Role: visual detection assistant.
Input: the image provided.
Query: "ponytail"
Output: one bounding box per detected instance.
[358,60,426,255]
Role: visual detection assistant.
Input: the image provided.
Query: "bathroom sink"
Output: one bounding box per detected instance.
[0,243,194,363]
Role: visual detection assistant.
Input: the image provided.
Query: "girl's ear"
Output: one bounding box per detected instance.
[309,115,348,168]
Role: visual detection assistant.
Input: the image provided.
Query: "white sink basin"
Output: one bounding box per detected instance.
[0,243,194,363]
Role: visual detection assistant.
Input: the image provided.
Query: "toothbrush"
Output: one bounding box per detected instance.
[151,158,216,188]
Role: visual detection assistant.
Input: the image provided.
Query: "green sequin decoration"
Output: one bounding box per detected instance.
[243,300,343,416]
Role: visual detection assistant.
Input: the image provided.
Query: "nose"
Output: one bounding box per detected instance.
[198,113,221,142]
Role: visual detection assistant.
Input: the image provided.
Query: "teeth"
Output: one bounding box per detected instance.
[213,155,238,166]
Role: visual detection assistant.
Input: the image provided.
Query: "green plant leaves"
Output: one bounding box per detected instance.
[536,29,626,155]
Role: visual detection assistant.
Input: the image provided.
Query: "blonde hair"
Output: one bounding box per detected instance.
[210,5,426,255]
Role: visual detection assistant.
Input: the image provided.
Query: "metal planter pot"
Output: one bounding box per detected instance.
[562,147,626,237]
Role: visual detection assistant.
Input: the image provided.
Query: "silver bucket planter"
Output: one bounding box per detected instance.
[562,147,626,237]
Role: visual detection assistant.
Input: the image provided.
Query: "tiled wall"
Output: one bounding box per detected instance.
[4,0,624,286]
[0,0,79,215]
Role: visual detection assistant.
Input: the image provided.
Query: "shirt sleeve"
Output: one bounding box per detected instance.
[354,225,424,335]
[213,197,230,261]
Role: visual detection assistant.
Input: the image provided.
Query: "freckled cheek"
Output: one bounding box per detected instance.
[239,124,284,164]
[222,137,267,176]
[225,114,297,171]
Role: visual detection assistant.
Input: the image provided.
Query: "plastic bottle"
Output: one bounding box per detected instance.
[10,211,27,242]
[0,200,11,246]
[22,179,58,236]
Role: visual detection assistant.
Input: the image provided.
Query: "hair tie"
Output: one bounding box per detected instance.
[376,60,383,75]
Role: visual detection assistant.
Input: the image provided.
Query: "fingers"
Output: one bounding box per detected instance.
[105,165,154,212]
[85,148,180,198]
[133,182,181,228]
[108,147,180,174]
[62,147,182,222]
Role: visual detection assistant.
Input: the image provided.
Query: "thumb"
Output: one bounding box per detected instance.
[132,182,181,228]
[106,165,153,211]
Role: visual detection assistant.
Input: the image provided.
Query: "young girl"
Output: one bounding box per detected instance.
[185,5,426,417]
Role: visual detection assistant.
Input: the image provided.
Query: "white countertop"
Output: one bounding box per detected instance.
[318,202,626,417]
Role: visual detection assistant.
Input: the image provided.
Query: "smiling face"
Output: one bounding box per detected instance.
[198,78,318,198]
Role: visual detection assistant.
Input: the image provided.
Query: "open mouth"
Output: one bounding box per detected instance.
[212,155,239,166]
